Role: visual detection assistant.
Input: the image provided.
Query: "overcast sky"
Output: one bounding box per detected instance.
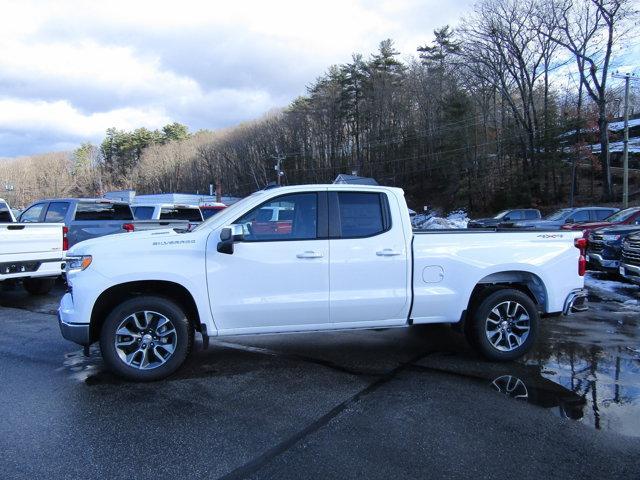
[0,0,476,157]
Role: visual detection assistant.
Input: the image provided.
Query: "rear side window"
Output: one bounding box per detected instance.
[20,203,46,223]
[335,192,388,238]
[159,207,203,222]
[133,206,155,220]
[45,202,69,222]
[0,202,12,222]
[74,203,133,221]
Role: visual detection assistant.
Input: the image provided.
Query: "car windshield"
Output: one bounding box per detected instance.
[604,207,639,223]
[192,191,263,232]
[545,208,572,221]
[493,210,509,219]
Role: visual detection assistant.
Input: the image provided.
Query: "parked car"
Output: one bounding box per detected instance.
[19,198,136,249]
[199,202,227,220]
[620,232,640,284]
[586,225,640,272]
[59,184,587,381]
[132,203,204,224]
[0,220,64,295]
[467,209,540,228]
[511,207,619,230]
[562,206,640,237]
[0,198,16,223]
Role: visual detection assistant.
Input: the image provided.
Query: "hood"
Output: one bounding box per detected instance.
[593,225,640,236]
[469,217,498,225]
[513,219,561,228]
[67,228,179,255]
[564,221,610,230]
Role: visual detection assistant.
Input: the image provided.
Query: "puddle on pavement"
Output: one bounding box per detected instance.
[521,309,640,437]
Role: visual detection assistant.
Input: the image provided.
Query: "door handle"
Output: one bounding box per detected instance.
[376,249,402,257]
[296,251,323,259]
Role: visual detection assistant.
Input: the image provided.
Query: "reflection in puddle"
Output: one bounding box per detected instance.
[491,375,528,400]
[521,306,640,437]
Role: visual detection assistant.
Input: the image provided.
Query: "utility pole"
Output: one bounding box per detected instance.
[613,72,639,208]
[272,154,286,186]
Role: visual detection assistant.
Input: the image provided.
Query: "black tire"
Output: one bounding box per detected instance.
[467,288,539,361]
[99,296,193,382]
[23,277,55,295]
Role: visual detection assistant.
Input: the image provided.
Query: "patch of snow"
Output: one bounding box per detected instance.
[585,272,639,304]
[608,118,640,132]
[588,137,640,154]
[412,209,469,230]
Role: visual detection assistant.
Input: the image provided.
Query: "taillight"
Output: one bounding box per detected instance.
[575,237,587,276]
[123,223,135,232]
[62,226,69,251]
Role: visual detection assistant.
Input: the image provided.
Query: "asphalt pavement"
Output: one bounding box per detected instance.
[0,277,639,479]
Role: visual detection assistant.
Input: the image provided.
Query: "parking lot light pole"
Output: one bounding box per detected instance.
[613,72,639,209]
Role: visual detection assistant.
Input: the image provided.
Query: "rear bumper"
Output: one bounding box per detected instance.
[58,292,90,345]
[563,288,589,315]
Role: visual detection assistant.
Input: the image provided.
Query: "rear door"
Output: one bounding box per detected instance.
[328,190,410,327]
[69,202,133,246]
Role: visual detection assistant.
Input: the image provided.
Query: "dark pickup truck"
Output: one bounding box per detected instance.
[586,225,640,272]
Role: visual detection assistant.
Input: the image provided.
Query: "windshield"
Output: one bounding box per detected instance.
[192,191,262,232]
[604,207,639,223]
[545,208,572,221]
[493,210,509,219]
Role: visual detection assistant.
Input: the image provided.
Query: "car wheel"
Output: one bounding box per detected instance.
[99,296,193,381]
[469,288,538,361]
[23,277,55,295]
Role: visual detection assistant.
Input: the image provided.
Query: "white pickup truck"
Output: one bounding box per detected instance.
[59,185,588,381]
[1,219,65,294]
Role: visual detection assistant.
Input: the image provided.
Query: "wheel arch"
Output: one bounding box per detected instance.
[89,280,201,343]
[465,270,548,320]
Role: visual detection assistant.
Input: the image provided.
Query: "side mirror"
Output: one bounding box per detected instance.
[503,215,511,221]
[217,224,244,254]
[565,218,574,224]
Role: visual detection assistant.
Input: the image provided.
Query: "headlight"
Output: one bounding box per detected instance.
[602,234,621,242]
[66,255,92,273]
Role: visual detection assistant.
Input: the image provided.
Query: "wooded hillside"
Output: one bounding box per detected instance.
[3,0,638,213]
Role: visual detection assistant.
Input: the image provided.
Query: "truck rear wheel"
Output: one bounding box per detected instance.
[468,288,538,361]
[23,277,55,295]
[99,296,193,381]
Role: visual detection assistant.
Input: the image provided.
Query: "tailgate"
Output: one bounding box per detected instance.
[0,223,63,257]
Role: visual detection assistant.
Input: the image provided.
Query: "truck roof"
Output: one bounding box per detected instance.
[131,203,201,209]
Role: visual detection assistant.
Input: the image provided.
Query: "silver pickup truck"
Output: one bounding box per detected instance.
[19,198,189,248]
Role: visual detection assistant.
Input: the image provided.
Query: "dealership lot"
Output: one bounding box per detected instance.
[1,276,639,479]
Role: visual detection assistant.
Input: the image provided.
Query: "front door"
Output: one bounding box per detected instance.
[206,191,330,334]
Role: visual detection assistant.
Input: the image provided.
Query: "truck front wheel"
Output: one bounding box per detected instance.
[467,289,539,361]
[99,296,193,381]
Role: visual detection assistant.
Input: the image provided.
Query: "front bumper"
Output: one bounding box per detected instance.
[620,263,640,284]
[58,292,90,345]
[563,288,589,315]
[586,252,619,270]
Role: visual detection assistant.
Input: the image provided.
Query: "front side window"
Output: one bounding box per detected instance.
[20,203,46,223]
[74,203,133,221]
[593,209,615,221]
[571,210,590,222]
[235,193,317,241]
[45,202,69,222]
[525,210,539,220]
[507,211,524,220]
[336,192,386,238]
